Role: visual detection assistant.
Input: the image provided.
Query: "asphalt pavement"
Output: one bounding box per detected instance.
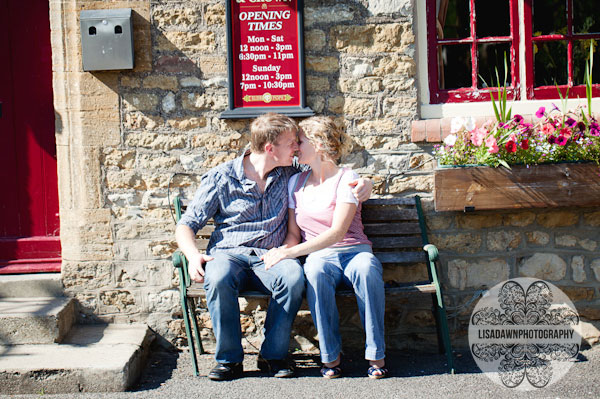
[3,344,600,399]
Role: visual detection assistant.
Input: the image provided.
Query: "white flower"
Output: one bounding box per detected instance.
[464,117,476,131]
[450,117,465,133]
[443,134,457,147]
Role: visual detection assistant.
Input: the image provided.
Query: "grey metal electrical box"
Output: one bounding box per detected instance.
[80,8,134,71]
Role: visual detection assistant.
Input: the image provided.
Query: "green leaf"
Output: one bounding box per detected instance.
[498,159,511,170]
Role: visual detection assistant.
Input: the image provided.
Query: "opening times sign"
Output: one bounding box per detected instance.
[221,0,314,119]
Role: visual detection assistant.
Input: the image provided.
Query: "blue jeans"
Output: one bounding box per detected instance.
[304,248,385,363]
[203,252,305,363]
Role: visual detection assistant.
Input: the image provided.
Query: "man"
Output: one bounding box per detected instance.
[176,113,372,381]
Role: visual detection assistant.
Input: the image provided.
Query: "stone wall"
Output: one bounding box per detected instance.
[51,0,600,354]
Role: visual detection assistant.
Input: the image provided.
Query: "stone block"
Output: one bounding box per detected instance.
[487,231,521,251]
[591,259,600,281]
[306,56,339,73]
[382,77,415,94]
[430,233,482,254]
[355,119,398,134]
[162,92,176,113]
[558,286,595,302]
[182,92,227,111]
[198,56,227,74]
[409,153,435,171]
[153,6,201,28]
[305,5,354,26]
[204,3,225,25]
[123,112,164,130]
[571,256,587,283]
[122,93,158,112]
[368,0,411,16]
[143,75,179,91]
[155,55,198,74]
[203,153,238,168]
[338,78,383,94]
[180,76,202,87]
[374,55,416,76]
[503,212,536,227]
[105,170,146,190]
[327,96,344,114]
[137,153,178,170]
[121,76,141,88]
[447,258,509,290]
[519,253,567,281]
[382,96,417,117]
[307,95,325,113]
[103,149,136,169]
[115,262,170,288]
[157,31,216,53]
[192,132,248,152]
[456,214,502,229]
[305,29,326,50]
[343,97,375,117]
[306,76,330,92]
[388,175,433,194]
[583,211,600,226]
[62,261,113,290]
[525,231,550,246]
[99,290,139,313]
[125,132,187,150]
[168,116,207,131]
[426,215,453,230]
[536,211,579,228]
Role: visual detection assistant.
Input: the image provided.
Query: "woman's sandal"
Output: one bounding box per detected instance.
[367,365,388,379]
[320,365,342,379]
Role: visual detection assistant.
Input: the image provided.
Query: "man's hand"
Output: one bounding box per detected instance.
[348,177,373,202]
[188,253,214,283]
[261,247,291,269]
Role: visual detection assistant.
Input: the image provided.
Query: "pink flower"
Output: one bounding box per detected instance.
[556,135,568,146]
[470,127,487,146]
[505,140,517,153]
[536,107,546,118]
[541,123,555,135]
[559,127,572,140]
[485,136,499,153]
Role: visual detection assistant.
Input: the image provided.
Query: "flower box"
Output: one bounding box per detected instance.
[434,163,600,212]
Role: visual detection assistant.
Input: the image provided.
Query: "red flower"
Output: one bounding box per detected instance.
[505,140,517,153]
[520,139,529,150]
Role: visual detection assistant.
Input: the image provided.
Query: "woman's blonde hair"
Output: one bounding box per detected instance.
[299,116,351,164]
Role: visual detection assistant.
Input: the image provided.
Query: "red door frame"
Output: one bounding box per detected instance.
[0,0,61,273]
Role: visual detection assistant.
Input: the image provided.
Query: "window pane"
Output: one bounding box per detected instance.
[573,40,600,85]
[475,0,510,38]
[534,41,568,86]
[440,44,472,89]
[437,0,470,39]
[574,0,600,34]
[532,0,566,36]
[477,43,512,88]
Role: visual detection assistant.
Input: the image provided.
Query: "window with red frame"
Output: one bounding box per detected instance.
[427,0,599,104]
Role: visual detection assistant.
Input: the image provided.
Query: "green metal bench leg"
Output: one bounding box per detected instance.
[188,296,205,355]
[180,287,200,376]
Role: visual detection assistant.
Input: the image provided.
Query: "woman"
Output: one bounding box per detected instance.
[262,116,386,379]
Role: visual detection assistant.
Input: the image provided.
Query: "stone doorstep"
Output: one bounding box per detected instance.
[0,273,63,298]
[0,324,154,394]
[0,297,75,344]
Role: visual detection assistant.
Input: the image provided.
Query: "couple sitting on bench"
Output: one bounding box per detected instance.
[175,113,386,381]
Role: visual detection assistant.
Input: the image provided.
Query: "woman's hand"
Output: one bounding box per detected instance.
[262,247,292,269]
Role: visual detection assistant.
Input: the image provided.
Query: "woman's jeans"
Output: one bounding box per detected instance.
[304,249,385,363]
[203,252,305,364]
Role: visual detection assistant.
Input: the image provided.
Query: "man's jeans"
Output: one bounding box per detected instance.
[203,252,305,364]
[304,249,385,363]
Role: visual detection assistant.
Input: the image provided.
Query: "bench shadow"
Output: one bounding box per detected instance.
[132,343,179,391]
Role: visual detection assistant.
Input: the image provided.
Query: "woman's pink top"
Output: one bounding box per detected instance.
[287,168,371,247]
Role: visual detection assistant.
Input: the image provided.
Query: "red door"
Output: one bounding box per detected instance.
[0,0,60,273]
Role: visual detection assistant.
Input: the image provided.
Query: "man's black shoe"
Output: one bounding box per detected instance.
[208,362,243,381]
[257,355,295,378]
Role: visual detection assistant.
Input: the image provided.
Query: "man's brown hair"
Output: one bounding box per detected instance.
[250,113,298,153]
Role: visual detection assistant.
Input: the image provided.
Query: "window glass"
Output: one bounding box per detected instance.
[534,41,568,86]
[477,43,512,88]
[532,0,566,36]
[475,0,510,38]
[574,0,600,34]
[440,44,472,89]
[573,40,600,85]
[438,0,470,39]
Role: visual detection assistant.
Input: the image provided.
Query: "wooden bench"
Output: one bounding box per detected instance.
[172,196,454,375]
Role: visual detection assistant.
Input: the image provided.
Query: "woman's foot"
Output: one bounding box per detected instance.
[367,359,387,379]
[321,355,341,379]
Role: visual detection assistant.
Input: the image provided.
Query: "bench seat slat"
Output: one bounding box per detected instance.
[373,251,426,264]
[364,222,422,235]
[362,208,418,221]
[370,236,423,249]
